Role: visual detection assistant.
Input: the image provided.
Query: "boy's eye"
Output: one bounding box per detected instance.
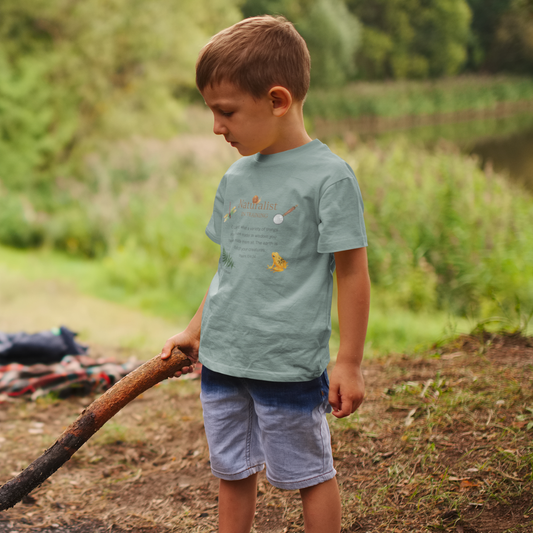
[221,111,233,117]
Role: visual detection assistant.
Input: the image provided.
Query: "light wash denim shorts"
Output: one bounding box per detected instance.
[200,365,336,490]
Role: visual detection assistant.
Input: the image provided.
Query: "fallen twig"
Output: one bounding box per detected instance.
[0,347,191,511]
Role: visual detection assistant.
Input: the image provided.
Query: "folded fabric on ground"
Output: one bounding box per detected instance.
[0,326,88,366]
[0,354,140,399]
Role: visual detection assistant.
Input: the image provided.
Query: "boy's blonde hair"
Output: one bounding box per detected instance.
[196,16,310,102]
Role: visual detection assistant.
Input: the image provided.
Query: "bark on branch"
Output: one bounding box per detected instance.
[0,347,192,512]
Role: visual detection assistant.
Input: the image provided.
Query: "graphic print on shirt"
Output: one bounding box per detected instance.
[221,248,235,269]
[223,202,237,222]
[267,252,288,272]
[272,205,298,225]
[222,195,299,274]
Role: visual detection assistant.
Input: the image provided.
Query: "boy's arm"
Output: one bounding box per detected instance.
[329,247,370,418]
[159,289,209,376]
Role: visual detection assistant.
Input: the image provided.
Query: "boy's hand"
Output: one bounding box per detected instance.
[328,361,365,418]
[160,330,200,378]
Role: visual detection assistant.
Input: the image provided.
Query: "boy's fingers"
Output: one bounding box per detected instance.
[331,398,350,418]
[353,395,364,411]
[328,387,341,412]
[329,390,362,418]
[172,364,197,378]
[160,339,179,359]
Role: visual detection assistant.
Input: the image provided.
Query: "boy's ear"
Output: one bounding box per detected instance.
[268,86,292,117]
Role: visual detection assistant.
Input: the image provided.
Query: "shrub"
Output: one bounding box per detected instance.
[338,139,533,315]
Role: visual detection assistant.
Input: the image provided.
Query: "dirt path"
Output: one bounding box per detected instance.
[1,332,532,532]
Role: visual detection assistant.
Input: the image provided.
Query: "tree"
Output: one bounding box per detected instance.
[486,0,533,73]
[241,0,361,88]
[0,0,242,186]
[347,0,472,79]
[464,0,513,69]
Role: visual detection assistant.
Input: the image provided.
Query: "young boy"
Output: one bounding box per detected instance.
[160,15,370,533]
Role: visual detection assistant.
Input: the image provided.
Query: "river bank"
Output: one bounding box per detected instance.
[306,75,533,126]
[312,98,533,138]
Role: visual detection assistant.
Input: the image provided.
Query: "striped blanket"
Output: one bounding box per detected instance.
[0,354,140,400]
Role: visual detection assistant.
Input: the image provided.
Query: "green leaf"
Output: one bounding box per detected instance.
[222,248,235,269]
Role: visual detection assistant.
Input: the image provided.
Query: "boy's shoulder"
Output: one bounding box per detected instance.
[224,139,354,180]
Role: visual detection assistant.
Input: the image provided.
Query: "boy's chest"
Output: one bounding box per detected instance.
[218,175,321,274]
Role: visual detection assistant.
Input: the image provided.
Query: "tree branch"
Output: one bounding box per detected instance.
[0,347,192,512]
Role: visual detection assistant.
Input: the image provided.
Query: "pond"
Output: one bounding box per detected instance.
[468,123,533,192]
[316,111,533,193]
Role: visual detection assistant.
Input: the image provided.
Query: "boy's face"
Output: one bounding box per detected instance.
[201,81,284,156]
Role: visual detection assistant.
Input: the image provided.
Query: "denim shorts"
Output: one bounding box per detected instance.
[200,365,336,490]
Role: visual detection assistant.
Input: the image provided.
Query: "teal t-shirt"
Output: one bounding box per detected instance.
[199,139,367,382]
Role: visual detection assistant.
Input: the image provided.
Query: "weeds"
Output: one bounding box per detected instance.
[306,75,533,121]
[328,330,533,531]
[339,139,533,319]
[471,297,533,338]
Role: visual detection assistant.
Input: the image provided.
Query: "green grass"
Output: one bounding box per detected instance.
[364,301,470,356]
[334,139,533,317]
[0,246,183,355]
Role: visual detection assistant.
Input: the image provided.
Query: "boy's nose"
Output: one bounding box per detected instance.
[213,118,227,135]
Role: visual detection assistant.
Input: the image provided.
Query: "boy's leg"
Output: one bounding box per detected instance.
[219,472,258,533]
[300,478,342,533]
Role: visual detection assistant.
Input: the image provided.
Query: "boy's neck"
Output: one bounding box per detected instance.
[261,102,312,155]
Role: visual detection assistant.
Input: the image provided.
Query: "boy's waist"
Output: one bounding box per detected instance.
[198,344,330,383]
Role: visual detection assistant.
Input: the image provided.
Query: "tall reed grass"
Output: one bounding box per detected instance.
[306,75,533,121]
[335,139,533,318]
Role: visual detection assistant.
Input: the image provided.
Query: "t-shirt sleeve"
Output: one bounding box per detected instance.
[205,176,227,244]
[317,174,368,253]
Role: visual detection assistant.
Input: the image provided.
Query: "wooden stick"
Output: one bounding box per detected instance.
[0,347,192,511]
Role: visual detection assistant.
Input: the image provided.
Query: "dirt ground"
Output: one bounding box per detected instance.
[0,332,532,533]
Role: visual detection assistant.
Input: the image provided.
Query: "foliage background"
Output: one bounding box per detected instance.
[1,0,533,351]
[0,0,242,186]
[3,0,533,186]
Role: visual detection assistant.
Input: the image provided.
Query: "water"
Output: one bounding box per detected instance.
[317,112,533,192]
[468,125,533,192]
